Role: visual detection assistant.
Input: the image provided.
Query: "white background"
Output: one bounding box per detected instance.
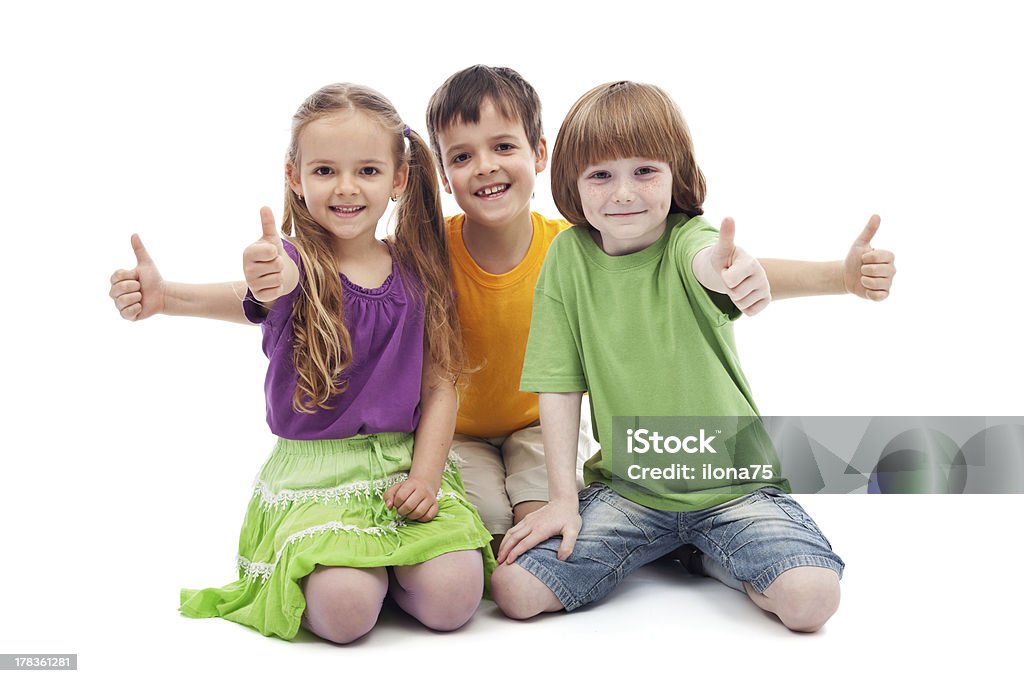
[2,0,1022,680]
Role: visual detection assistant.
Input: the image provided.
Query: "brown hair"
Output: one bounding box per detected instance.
[426,65,544,167]
[551,81,707,226]
[281,83,463,413]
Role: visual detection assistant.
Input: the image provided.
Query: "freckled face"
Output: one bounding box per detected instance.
[577,157,673,255]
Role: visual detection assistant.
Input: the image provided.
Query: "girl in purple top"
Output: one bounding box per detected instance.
[175,84,493,642]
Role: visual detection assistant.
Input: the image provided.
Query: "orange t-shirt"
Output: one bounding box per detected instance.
[448,212,569,437]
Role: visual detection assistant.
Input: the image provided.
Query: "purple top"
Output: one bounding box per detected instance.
[243,240,424,440]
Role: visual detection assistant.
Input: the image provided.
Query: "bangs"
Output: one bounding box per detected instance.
[426,65,543,164]
[558,82,686,173]
[447,93,520,131]
[551,81,706,226]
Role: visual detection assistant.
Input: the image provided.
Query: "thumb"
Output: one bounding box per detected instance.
[260,207,282,245]
[556,526,579,561]
[854,214,881,248]
[130,233,153,267]
[716,217,736,268]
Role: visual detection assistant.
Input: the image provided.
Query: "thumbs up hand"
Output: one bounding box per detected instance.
[109,234,165,321]
[243,207,297,303]
[844,215,895,301]
[703,217,771,316]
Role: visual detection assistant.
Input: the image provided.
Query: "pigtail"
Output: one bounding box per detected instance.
[391,131,466,383]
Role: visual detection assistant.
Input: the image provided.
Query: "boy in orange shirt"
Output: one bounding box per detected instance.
[424,68,593,540]
[110,65,895,556]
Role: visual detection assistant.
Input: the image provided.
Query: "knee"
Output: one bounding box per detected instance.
[491,563,557,620]
[395,553,483,632]
[416,596,479,632]
[302,568,386,644]
[414,579,482,632]
[304,596,382,644]
[771,567,841,633]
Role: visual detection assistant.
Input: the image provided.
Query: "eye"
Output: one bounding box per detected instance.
[635,167,657,176]
[451,152,470,164]
[495,143,515,152]
[360,167,381,176]
[588,170,611,180]
[313,166,333,176]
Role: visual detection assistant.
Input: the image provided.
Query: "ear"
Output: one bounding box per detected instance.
[285,161,303,197]
[393,162,410,198]
[533,135,549,174]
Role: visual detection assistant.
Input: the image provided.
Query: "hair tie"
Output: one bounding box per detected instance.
[403,125,411,138]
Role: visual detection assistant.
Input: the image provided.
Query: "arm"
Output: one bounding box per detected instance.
[383,356,457,522]
[760,215,896,301]
[760,259,844,299]
[164,282,251,321]
[109,234,250,324]
[496,391,584,564]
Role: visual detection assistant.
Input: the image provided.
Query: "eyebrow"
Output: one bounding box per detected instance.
[305,158,389,166]
[584,159,668,169]
[444,133,521,153]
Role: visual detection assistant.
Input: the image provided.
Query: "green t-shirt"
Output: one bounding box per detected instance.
[520,214,789,512]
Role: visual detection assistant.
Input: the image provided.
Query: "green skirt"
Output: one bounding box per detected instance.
[180,433,495,640]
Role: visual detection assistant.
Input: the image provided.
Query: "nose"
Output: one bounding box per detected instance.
[474,150,499,175]
[611,177,635,204]
[334,173,359,195]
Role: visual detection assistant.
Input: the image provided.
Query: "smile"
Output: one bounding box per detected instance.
[475,183,509,198]
[331,206,365,215]
[605,210,647,217]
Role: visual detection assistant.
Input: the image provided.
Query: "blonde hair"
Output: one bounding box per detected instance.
[281,83,463,413]
[551,81,707,226]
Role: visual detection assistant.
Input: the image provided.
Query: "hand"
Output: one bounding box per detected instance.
[109,234,165,321]
[384,476,440,522]
[707,217,771,316]
[844,215,895,301]
[243,207,290,302]
[497,499,582,565]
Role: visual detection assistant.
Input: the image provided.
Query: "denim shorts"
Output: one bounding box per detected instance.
[516,484,844,611]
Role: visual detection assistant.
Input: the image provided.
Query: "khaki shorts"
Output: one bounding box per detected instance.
[452,398,597,535]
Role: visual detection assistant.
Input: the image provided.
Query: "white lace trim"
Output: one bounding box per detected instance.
[236,556,275,583]
[237,519,405,583]
[437,491,465,504]
[252,473,407,508]
[236,493,472,583]
[252,457,460,510]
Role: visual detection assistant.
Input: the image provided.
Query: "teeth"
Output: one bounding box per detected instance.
[477,184,509,196]
[332,206,362,213]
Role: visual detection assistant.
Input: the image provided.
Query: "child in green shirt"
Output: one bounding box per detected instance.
[493,80,864,632]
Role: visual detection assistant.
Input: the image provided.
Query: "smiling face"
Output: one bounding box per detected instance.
[577,157,674,255]
[287,110,408,251]
[435,99,546,231]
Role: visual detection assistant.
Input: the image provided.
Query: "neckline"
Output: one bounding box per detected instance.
[340,270,396,297]
[577,214,698,271]
[449,212,544,288]
[339,240,398,298]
